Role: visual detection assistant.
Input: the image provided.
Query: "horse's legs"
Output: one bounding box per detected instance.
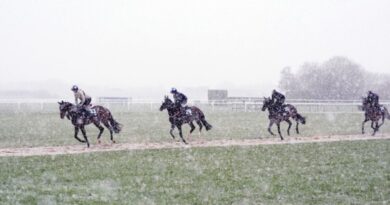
[296,121,300,134]
[373,121,380,136]
[362,118,369,134]
[102,120,115,143]
[268,121,275,136]
[196,120,203,133]
[93,122,104,144]
[277,122,283,140]
[286,119,292,136]
[177,125,188,144]
[80,126,90,147]
[189,122,196,138]
[370,121,377,136]
[196,120,203,137]
[378,115,385,129]
[74,127,86,143]
[169,124,176,139]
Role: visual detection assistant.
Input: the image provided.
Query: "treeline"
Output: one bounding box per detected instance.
[278,56,390,100]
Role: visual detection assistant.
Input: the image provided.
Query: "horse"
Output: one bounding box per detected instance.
[58,101,122,147]
[159,96,212,144]
[360,97,390,136]
[261,97,306,140]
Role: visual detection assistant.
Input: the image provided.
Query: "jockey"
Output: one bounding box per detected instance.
[367,90,379,108]
[271,89,286,113]
[71,85,93,117]
[170,88,191,115]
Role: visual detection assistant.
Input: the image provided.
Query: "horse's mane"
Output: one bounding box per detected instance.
[59,101,74,106]
[164,96,173,103]
[263,97,275,108]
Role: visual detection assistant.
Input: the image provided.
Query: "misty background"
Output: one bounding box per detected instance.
[0,0,389,100]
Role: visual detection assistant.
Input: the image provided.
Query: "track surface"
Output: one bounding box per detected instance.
[0,134,389,157]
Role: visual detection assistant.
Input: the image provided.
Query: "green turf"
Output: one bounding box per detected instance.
[0,140,388,204]
[0,111,389,148]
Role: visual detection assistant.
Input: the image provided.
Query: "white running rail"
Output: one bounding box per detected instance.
[0,99,389,113]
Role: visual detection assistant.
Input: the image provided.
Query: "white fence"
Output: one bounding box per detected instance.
[0,99,389,113]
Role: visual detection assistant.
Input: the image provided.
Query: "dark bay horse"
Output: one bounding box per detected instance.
[360,97,390,135]
[261,97,306,140]
[58,101,122,147]
[159,96,212,144]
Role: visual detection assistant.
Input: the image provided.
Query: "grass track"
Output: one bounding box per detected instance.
[0,140,389,204]
[0,112,389,148]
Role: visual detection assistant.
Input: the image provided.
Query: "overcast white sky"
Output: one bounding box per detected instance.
[0,0,389,90]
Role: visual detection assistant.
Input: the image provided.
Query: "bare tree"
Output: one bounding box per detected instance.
[279,56,367,100]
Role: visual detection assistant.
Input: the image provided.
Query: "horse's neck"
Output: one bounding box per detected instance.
[268,109,277,116]
[68,105,81,118]
[167,107,175,116]
[267,105,277,114]
[366,105,380,114]
[167,107,180,117]
[69,111,78,119]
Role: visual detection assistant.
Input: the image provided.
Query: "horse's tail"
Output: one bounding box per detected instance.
[295,113,306,124]
[194,107,212,131]
[286,104,306,125]
[109,113,122,133]
[201,116,213,131]
[384,106,390,120]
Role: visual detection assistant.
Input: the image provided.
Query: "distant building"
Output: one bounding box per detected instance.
[97,97,132,104]
[208,90,228,102]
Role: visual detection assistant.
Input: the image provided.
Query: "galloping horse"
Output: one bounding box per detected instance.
[261,97,306,140]
[159,96,212,144]
[360,97,390,136]
[58,101,122,147]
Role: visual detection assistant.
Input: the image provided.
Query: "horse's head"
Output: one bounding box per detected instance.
[58,101,73,119]
[159,96,174,111]
[261,97,272,111]
[360,97,369,111]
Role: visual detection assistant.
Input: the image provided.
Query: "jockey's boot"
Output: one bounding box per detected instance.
[86,107,95,117]
[179,107,186,116]
[81,107,92,118]
[183,105,192,116]
[281,105,287,116]
[186,108,192,116]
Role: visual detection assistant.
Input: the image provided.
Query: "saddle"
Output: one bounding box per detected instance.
[76,105,97,118]
[179,106,192,116]
[367,105,382,115]
[273,103,287,116]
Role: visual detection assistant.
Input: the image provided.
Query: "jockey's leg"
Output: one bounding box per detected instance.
[182,102,191,115]
[82,102,93,117]
[185,106,192,115]
[82,106,91,117]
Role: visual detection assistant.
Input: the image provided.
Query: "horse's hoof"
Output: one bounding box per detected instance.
[98,140,101,144]
[112,140,116,144]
